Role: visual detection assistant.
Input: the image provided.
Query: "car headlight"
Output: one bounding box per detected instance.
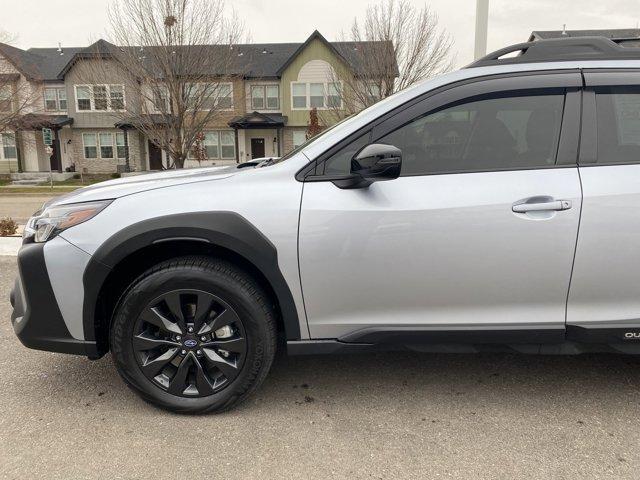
[24,200,112,243]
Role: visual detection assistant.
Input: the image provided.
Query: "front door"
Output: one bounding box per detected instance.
[250,138,265,159]
[50,130,62,172]
[299,75,583,341]
[148,140,163,170]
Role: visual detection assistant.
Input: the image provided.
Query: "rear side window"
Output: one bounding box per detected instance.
[378,93,565,176]
[595,87,640,164]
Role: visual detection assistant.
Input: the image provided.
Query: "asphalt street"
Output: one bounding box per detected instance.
[1,256,640,479]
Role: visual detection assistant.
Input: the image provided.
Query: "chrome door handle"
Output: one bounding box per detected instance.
[512,199,572,213]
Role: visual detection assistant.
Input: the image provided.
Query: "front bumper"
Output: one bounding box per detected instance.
[10,242,99,357]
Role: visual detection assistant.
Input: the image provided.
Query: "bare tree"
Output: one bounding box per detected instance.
[79,0,245,169]
[326,0,453,121]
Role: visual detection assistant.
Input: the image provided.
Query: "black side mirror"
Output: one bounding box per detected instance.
[332,143,402,189]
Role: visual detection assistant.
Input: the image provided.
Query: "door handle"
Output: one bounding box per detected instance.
[512,199,572,213]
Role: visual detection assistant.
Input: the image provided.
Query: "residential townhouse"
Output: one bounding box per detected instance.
[0,31,395,174]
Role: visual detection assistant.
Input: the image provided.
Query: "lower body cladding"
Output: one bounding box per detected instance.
[286,323,640,355]
[9,242,640,358]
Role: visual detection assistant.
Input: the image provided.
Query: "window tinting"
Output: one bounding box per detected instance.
[595,87,640,164]
[378,93,565,176]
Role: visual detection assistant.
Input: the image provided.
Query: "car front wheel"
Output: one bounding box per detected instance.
[110,256,277,413]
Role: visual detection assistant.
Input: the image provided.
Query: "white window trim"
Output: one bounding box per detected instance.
[44,87,67,112]
[250,84,280,111]
[82,131,127,160]
[290,81,342,111]
[186,82,234,112]
[74,84,126,113]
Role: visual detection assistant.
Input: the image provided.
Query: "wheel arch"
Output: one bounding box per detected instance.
[83,211,301,356]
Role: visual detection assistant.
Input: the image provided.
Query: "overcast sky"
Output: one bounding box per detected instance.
[3,0,639,67]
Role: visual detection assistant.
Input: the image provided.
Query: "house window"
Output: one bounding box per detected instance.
[152,86,169,112]
[251,86,265,110]
[0,133,16,159]
[251,85,279,110]
[82,133,97,158]
[75,85,126,112]
[310,83,324,108]
[220,131,235,158]
[82,132,125,159]
[204,132,219,158]
[292,130,306,149]
[327,82,341,108]
[0,85,11,112]
[116,132,127,158]
[44,87,67,111]
[292,83,307,109]
[186,83,233,110]
[99,132,114,158]
[291,82,342,110]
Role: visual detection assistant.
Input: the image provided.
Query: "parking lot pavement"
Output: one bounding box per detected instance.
[1,256,640,479]
[0,194,59,224]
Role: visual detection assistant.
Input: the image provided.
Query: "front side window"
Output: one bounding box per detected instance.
[76,86,91,111]
[216,84,233,109]
[110,85,125,110]
[58,88,67,110]
[1,133,17,159]
[594,87,640,164]
[378,93,565,176]
[327,82,341,108]
[82,133,97,158]
[75,85,125,112]
[93,86,108,111]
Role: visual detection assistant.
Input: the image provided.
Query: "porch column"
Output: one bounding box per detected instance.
[119,126,131,172]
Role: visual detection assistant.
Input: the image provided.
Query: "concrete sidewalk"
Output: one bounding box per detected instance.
[0,236,20,256]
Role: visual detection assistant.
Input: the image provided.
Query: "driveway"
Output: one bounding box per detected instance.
[1,256,639,479]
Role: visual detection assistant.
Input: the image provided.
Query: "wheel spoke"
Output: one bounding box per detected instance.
[202,348,239,379]
[167,353,191,395]
[193,294,214,333]
[140,307,182,335]
[193,356,215,396]
[198,309,239,335]
[202,336,246,353]
[141,348,179,378]
[133,332,180,351]
[163,291,186,332]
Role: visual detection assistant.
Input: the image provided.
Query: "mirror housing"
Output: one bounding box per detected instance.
[332,143,403,189]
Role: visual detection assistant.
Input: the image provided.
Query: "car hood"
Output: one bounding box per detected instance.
[46,166,241,207]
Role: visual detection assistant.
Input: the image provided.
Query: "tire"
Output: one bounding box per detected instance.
[110,256,277,414]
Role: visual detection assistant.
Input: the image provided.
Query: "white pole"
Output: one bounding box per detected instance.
[474,0,489,60]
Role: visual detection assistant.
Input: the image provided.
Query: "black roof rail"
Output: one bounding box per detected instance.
[467,36,640,68]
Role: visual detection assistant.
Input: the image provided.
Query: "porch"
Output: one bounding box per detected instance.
[229,112,287,161]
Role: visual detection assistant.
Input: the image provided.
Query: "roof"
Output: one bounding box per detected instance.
[0,31,396,82]
[13,114,73,130]
[529,29,640,41]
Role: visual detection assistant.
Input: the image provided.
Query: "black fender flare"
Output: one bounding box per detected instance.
[82,211,301,343]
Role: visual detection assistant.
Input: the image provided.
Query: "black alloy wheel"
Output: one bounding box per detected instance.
[132,289,247,397]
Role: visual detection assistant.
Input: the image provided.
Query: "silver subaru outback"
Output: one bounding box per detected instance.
[11,37,640,413]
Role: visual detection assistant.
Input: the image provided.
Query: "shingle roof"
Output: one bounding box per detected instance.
[1,31,396,82]
[529,28,640,41]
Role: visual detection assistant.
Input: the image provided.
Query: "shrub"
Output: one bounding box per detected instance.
[0,217,18,236]
[73,173,81,179]
[110,173,121,179]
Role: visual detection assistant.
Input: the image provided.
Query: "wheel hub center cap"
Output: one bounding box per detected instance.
[183,338,198,349]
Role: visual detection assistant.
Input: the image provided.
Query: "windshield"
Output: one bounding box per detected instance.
[272,115,353,164]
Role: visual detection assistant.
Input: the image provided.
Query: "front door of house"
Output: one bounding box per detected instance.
[50,130,62,172]
[148,140,163,170]
[250,138,265,159]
